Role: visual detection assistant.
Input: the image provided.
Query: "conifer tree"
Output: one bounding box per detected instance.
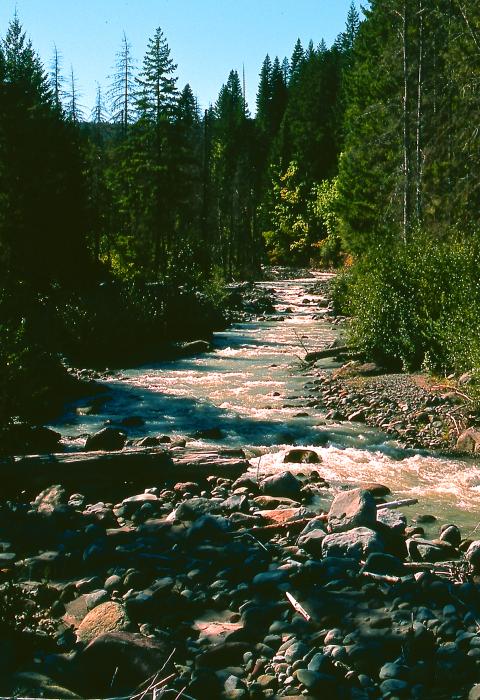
[289,39,305,83]
[50,45,65,113]
[136,26,178,123]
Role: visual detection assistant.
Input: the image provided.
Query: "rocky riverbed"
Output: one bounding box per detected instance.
[1,452,480,700]
[3,271,480,700]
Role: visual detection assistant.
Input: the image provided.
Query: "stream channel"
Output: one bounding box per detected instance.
[51,272,480,535]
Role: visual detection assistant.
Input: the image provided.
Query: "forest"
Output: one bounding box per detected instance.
[1,1,480,426]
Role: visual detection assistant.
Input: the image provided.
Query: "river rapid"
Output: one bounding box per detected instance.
[51,272,480,534]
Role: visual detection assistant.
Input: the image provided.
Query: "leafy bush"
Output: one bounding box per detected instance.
[338,230,480,373]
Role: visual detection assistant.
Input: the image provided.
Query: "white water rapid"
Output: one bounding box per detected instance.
[52,272,480,534]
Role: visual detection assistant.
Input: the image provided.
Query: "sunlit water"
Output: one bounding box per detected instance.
[51,273,480,534]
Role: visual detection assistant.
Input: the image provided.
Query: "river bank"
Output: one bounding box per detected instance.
[2,270,480,699]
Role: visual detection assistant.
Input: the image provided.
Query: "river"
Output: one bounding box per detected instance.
[50,272,480,535]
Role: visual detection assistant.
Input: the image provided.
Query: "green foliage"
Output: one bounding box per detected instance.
[339,231,480,373]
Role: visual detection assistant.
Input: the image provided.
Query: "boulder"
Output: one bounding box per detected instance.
[376,508,407,533]
[297,529,326,557]
[76,631,173,695]
[283,448,322,464]
[179,340,212,357]
[33,484,68,514]
[76,601,128,644]
[260,471,302,500]
[456,428,480,454]
[466,541,480,570]
[327,488,377,533]
[6,672,80,699]
[85,428,126,451]
[1,423,62,455]
[322,527,384,560]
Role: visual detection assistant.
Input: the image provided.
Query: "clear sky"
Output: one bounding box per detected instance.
[0,1,363,116]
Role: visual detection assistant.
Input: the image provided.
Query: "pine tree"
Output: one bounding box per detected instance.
[289,38,305,84]
[136,26,178,123]
[3,12,51,103]
[256,54,272,130]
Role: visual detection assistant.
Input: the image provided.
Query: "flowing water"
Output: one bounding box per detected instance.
[51,272,480,534]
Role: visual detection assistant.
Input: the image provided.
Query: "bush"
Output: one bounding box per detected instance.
[339,230,480,373]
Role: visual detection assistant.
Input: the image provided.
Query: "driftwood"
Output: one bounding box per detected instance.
[377,498,418,510]
[286,591,311,621]
[244,516,327,540]
[304,345,349,363]
[0,446,248,493]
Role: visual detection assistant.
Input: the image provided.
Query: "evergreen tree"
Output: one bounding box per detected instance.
[289,38,305,83]
[3,12,51,103]
[136,26,178,123]
[256,54,272,131]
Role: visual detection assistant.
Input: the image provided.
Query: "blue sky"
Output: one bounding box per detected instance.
[0,1,363,116]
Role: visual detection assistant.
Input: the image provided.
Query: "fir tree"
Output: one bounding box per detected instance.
[136,26,178,123]
[109,32,136,133]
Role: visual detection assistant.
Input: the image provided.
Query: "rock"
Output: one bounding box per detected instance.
[348,409,366,422]
[469,684,480,700]
[440,524,461,548]
[466,541,480,570]
[456,428,480,453]
[33,484,68,514]
[175,497,217,520]
[120,415,145,427]
[361,482,391,497]
[361,552,406,577]
[195,641,249,669]
[376,508,407,533]
[76,601,128,644]
[76,631,173,695]
[327,488,377,533]
[285,640,309,663]
[407,537,456,563]
[323,527,384,560]
[283,449,322,464]
[297,529,326,556]
[85,428,126,451]
[186,515,232,543]
[6,672,80,699]
[296,669,337,694]
[179,340,212,357]
[193,427,225,440]
[260,471,302,499]
[2,423,62,455]
[252,570,289,590]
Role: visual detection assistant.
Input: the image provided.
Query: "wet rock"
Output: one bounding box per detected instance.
[136,435,160,447]
[76,601,128,644]
[361,482,391,497]
[120,415,145,427]
[327,488,377,533]
[283,449,322,464]
[85,428,127,451]
[323,527,384,560]
[407,537,456,563]
[179,340,212,357]
[260,471,302,500]
[193,426,225,440]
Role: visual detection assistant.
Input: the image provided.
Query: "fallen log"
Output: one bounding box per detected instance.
[377,498,418,510]
[0,446,248,493]
[304,345,349,362]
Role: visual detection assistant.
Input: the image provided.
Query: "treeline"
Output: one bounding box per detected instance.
[0,7,358,424]
[334,1,480,375]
